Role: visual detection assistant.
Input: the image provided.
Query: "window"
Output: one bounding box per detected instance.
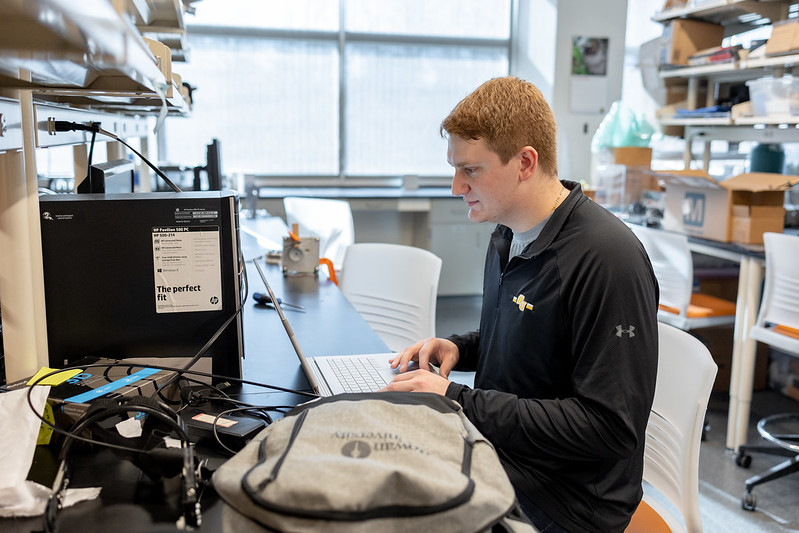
[161,0,511,182]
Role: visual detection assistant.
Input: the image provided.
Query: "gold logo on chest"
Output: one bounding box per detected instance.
[512,294,534,312]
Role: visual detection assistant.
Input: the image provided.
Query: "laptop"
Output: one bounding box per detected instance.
[252,258,428,396]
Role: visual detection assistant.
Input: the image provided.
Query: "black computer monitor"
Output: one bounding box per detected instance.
[78,159,135,194]
[206,139,222,191]
[193,139,222,191]
[38,191,244,380]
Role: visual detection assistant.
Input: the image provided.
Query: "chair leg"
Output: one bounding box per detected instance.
[735,444,797,468]
[741,455,799,511]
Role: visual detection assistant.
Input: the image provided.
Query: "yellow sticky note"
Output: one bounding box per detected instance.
[37,402,55,446]
[27,367,83,386]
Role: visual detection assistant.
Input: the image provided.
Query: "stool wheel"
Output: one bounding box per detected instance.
[741,490,757,511]
[735,452,752,469]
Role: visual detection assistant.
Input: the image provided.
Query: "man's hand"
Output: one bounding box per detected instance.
[383,368,451,395]
[389,337,460,378]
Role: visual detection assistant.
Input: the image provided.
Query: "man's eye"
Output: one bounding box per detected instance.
[464,167,476,175]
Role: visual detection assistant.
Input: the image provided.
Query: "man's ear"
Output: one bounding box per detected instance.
[518,146,538,181]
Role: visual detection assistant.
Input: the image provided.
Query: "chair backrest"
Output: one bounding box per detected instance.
[757,232,799,332]
[339,243,442,352]
[629,225,694,317]
[641,322,717,533]
[283,197,355,271]
[750,232,799,356]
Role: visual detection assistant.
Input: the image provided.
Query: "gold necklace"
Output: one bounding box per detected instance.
[551,187,565,212]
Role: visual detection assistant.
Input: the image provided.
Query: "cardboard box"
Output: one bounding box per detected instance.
[731,205,786,243]
[658,170,799,243]
[660,19,725,66]
[765,19,799,57]
[594,165,661,212]
[661,0,686,9]
[612,147,652,167]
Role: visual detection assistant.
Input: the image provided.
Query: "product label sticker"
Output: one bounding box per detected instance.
[174,207,219,224]
[152,226,223,313]
[192,412,237,427]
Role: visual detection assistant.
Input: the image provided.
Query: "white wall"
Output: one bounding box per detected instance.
[512,0,629,183]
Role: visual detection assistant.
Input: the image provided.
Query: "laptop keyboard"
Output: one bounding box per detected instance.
[327,356,390,393]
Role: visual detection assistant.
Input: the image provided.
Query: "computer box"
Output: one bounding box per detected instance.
[39,191,244,380]
[6,357,182,429]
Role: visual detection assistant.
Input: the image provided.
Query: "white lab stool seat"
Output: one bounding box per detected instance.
[737,232,799,512]
[339,243,442,353]
[629,224,736,331]
[626,322,717,533]
[283,197,355,274]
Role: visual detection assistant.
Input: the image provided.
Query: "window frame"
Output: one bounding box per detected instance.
[160,3,514,187]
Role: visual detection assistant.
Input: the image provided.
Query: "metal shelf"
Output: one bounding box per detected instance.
[119,0,193,62]
[0,96,23,152]
[660,53,799,82]
[0,0,191,115]
[659,116,735,125]
[653,0,788,27]
[0,0,165,92]
[684,123,799,142]
[32,102,151,148]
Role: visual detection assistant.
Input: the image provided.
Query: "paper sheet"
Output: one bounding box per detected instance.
[0,386,100,518]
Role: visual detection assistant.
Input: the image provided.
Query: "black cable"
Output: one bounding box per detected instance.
[24,362,318,451]
[209,406,273,455]
[51,121,182,193]
[152,307,242,398]
[153,247,249,397]
[85,128,97,186]
[44,400,196,533]
[98,127,182,193]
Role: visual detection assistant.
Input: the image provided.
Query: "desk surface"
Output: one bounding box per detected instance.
[239,260,389,402]
[8,222,389,532]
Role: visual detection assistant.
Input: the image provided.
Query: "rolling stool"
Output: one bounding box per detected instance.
[737,414,799,511]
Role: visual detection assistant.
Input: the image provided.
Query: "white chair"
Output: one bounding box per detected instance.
[339,243,442,352]
[283,197,355,273]
[629,224,736,331]
[626,322,718,533]
[736,232,799,512]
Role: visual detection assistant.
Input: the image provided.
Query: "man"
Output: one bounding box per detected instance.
[386,76,659,532]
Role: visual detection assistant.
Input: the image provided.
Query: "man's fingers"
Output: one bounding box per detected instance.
[390,347,415,371]
[437,360,454,379]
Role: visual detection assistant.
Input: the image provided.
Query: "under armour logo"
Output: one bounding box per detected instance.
[512,294,534,312]
[616,325,636,338]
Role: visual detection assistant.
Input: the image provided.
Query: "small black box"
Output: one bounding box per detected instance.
[10,358,180,428]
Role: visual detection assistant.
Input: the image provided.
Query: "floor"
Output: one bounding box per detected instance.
[435,295,799,533]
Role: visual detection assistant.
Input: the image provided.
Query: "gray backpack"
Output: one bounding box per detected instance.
[212,392,536,532]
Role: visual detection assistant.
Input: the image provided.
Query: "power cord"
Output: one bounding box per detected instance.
[24,362,319,450]
[50,120,182,193]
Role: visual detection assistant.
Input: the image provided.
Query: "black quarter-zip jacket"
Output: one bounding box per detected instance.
[445,181,659,533]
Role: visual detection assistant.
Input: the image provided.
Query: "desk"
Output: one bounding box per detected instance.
[6,221,390,532]
[684,237,766,452]
[238,260,389,401]
[237,216,390,398]
[626,221,767,452]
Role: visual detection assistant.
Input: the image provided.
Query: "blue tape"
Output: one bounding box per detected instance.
[64,368,162,403]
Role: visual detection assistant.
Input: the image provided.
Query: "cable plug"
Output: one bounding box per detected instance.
[47,119,100,134]
[178,379,204,407]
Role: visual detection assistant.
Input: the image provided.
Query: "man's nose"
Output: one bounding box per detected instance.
[451,172,468,197]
